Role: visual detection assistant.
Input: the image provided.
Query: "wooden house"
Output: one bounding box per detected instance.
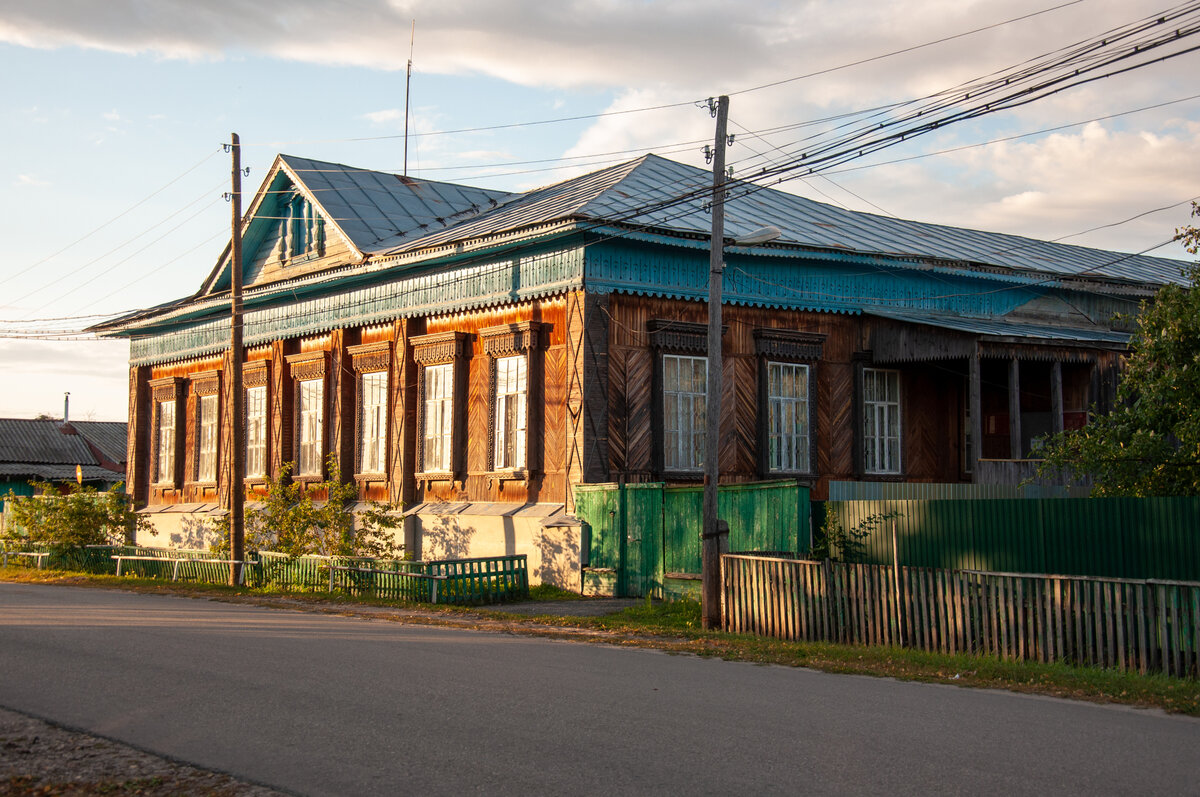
[92,153,1184,586]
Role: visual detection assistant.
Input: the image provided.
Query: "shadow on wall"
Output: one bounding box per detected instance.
[420,512,476,560]
[535,526,579,589]
[170,514,222,551]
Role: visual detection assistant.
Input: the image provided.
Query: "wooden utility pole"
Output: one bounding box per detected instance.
[228,133,245,585]
[701,95,730,630]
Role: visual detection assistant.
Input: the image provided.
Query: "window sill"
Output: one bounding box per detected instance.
[354,472,388,482]
[415,472,455,484]
[186,481,218,489]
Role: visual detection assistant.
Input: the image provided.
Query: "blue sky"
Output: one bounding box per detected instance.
[1,0,1197,421]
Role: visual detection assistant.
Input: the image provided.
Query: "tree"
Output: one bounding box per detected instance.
[3,481,153,549]
[212,454,403,559]
[1037,203,1200,496]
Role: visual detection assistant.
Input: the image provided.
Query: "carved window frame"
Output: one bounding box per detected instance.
[412,331,469,482]
[648,320,716,479]
[149,377,184,489]
[480,322,544,479]
[190,371,221,486]
[285,351,328,480]
[754,329,824,478]
[348,341,391,478]
[242,362,270,481]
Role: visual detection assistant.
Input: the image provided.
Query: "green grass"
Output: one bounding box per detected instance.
[5,567,1198,715]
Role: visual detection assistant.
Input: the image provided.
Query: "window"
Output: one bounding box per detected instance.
[767,362,810,472]
[863,368,901,474]
[494,355,528,470]
[197,394,218,482]
[297,378,324,476]
[246,385,267,478]
[423,363,454,472]
[155,400,176,484]
[663,354,707,472]
[359,371,388,474]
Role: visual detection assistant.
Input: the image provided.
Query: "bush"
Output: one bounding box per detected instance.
[2,481,153,550]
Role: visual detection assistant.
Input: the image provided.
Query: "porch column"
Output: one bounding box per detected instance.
[969,351,982,474]
[1008,358,1022,459]
[1051,360,1064,436]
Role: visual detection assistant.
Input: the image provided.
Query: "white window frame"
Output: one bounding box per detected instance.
[493,355,528,471]
[359,370,388,475]
[862,367,902,475]
[155,400,176,485]
[297,378,324,477]
[196,394,218,483]
[767,361,810,473]
[245,385,267,479]
[423,362,454,473]
[663,353,707,472]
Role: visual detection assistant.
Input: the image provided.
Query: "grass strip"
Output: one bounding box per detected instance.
[5,569,1197,715]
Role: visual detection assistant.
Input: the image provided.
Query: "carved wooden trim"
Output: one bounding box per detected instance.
[480,321,544,357]
[753,328,826,362]
[190,370,221,396]
[285,351,328,382]
[149,376,182,403]
[348,341,391,374]
[243,360,269,389]
[411,331,469,365]
[648,319,722,354]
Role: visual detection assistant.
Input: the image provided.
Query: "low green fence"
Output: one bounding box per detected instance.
[822,496,1200,581]
[0,541,528,605]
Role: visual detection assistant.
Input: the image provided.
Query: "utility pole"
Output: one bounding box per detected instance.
[701,95,730,630]
[403,20,415,176]
[228,133,245,586]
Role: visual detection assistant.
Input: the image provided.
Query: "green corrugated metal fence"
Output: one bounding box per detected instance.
[823,497,1200,581]
[575,480,811,599]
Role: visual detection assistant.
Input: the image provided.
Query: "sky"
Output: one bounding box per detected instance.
[1,0,1198,422]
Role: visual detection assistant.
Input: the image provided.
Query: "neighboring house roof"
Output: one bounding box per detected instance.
[0,419,126,483]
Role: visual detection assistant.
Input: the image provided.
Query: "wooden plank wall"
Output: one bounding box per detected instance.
[723,554,1200,678]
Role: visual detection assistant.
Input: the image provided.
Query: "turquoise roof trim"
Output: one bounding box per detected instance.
[129,246,584,365]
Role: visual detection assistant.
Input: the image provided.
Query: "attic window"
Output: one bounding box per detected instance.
[276,191,325,263]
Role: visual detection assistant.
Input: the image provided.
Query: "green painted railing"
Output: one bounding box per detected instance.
[0,542,528,605]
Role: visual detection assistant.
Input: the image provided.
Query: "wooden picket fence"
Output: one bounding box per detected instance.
[722,554,1200,677]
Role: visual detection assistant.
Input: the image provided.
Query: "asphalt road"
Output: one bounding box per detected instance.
[1,583,1197,796]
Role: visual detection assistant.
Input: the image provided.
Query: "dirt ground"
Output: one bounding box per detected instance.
[0,708,286,796]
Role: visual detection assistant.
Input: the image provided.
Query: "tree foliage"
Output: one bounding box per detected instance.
[2,481,153,548]
[1037,204,1200,496]
[212,454,404,559]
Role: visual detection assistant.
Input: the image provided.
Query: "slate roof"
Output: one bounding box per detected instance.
[0,419,126,483]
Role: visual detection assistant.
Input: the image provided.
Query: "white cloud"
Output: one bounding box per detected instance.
[15,174,50,187]
[102,109,121,121]
[363,108,403,125]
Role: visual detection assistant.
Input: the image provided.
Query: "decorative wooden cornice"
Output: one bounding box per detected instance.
[148,376,182,403]
[647,319,720,354]
[285,351,328,382]
[243,360,270,388]
[411,331,469,365]
[190,370,221,396]
[753,328,826,361]
[347,341,391,373]
[480,321,544,357]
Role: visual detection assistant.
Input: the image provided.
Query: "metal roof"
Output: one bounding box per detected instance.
[278,155,513,254]
[0,463,123,482]
[374,154,1186,286]
[865,308,1132,344]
